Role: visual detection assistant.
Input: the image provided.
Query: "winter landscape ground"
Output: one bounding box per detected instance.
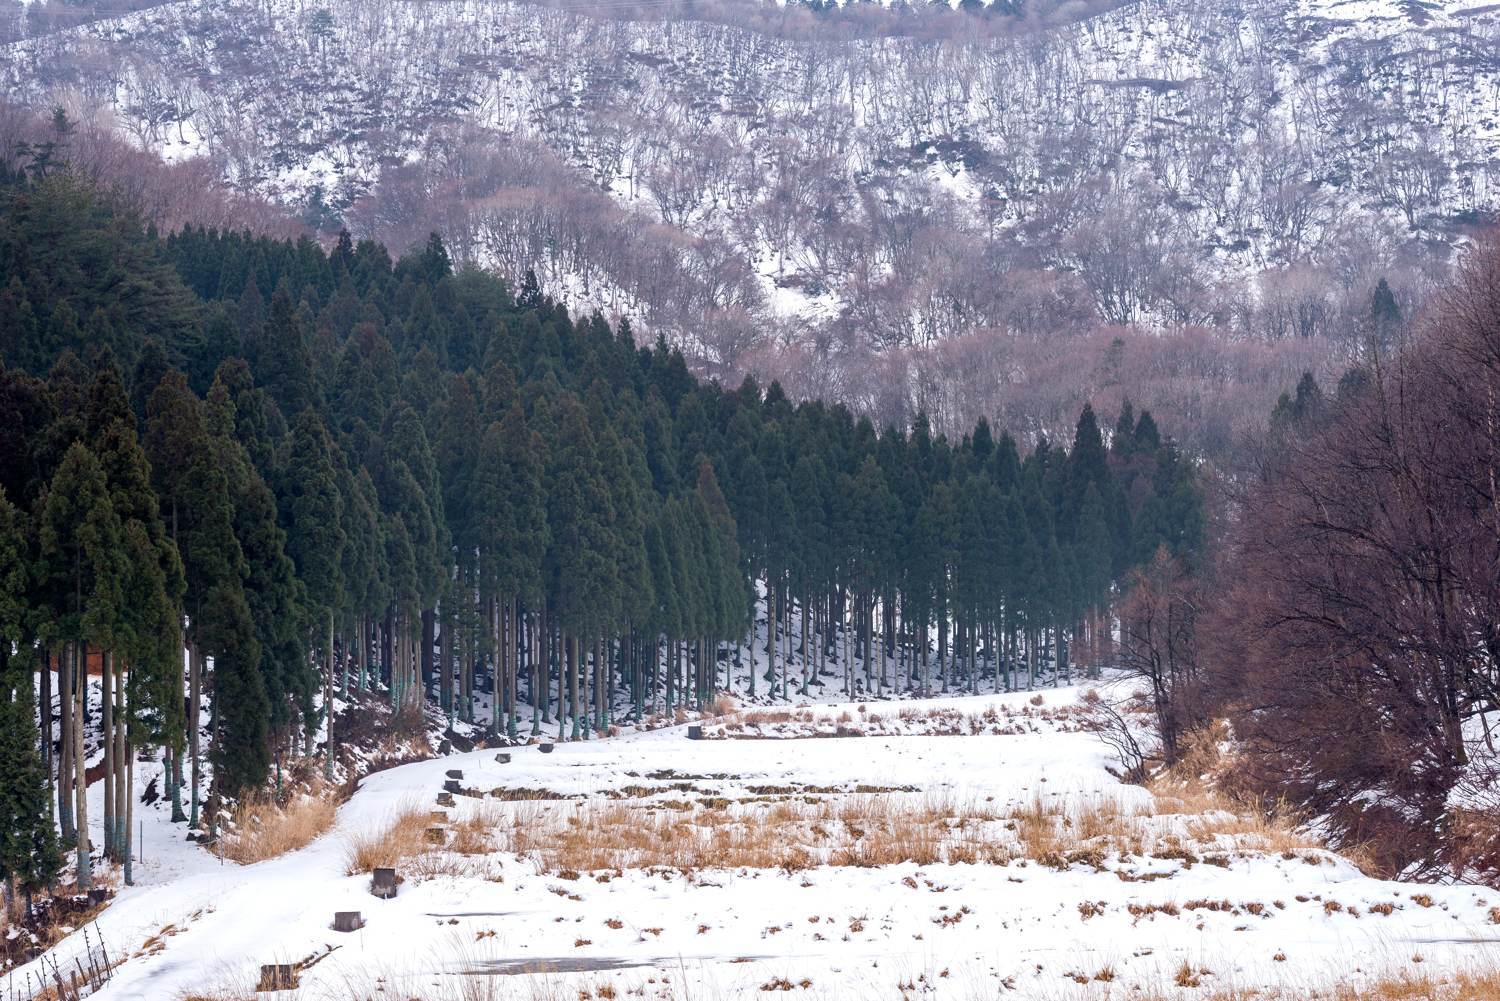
[10,681,1500,1001]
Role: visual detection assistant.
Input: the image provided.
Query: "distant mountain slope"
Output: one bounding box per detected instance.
[2,0,1495,437]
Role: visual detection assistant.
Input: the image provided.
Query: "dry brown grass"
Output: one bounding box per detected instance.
[342,801,430,875]
[1146,723,1331,862]
[219,787,338,865]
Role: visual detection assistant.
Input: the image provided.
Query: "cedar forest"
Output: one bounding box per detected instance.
[0,163,1203,906]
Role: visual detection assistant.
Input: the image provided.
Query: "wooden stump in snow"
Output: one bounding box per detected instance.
[446,769,464,780]
[333,911,365,932]
[687,725,704,740]
[436,792,455,807]
[257,965,298,991]
[371,868,398,899]
[538,743,554,754]
[495,752,511,764]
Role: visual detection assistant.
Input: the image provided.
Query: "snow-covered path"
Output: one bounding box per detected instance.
[19,686,1500,1001]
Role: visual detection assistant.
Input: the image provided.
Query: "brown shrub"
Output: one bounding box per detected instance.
[220,786,338,865]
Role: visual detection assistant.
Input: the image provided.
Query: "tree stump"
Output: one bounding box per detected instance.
[446,769,464,780]
[436,792,455,807]
[257,965,298,991]
[538,743,554,754]
[687,725,704,740]
[333,911,364,932]
[495,752,511,764]
[371,867,398,899]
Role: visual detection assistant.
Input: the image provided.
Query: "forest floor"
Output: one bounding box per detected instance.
[10,683,1500,1001]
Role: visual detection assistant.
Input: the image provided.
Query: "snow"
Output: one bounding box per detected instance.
[15,683,1500,1001]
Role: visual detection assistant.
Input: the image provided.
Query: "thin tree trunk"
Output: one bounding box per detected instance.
[189,642,201,829]
[58,647,73,840]
[124,736,135,886]
[101,651,114,860]
[113,658,127,861]
[41,650,53,827]
[73,644,91,891]
[324,610,335,782]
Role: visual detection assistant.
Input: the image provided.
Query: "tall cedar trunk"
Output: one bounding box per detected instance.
[101,651,114,859]
[765,581,776,689]
[568,634,581,740]
[489,594,501,736]
[666,634,675,711]
[421,608,436,694]
[938,612,948,693]
[73,644,91,891]
[124,738,135,886]
[113,656,126,860]
[579,636,590,740]
[381,610,393,695]
[188,642,201,828]
[594,635,605,731]
[40,651,52,827]
[58,647,73,839]
[324,611,335,782]
[440,599,452,725]
[557,629,567,740]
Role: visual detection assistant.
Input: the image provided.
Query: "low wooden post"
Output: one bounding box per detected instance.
[371,867,398,899]
[333,911,365,932]
[257,964,298,991]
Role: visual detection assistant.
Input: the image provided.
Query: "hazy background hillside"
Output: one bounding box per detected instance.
[3,0,1497,447]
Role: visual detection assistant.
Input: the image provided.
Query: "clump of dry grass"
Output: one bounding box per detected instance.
[343,801,430,875]
[219,786,338,865]
[1146,723,1329,861]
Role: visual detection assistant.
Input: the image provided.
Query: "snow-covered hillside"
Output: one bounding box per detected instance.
[4,0,1495,332]
[2,0,1496,440]
[12,684,1500,1001]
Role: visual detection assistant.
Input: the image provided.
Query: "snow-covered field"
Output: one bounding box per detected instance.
[15,684,1500,1001]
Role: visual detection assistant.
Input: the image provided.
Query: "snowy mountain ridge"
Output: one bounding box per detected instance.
[2,0,1498,433]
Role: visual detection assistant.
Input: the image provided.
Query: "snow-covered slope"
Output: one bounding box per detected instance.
[14,684,1500,1001]
[3,0,1495,327]
[2,0,1495,442]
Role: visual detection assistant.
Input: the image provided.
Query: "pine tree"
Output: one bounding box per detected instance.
[283,409,346,778]
[0,686,62,915]
[38,443,126,890]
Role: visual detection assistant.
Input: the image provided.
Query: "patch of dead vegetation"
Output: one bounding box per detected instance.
[219,784,339,865]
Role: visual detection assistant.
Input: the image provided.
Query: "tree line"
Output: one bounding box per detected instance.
[1102,242,1500,885]
[0,164,1202,913]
